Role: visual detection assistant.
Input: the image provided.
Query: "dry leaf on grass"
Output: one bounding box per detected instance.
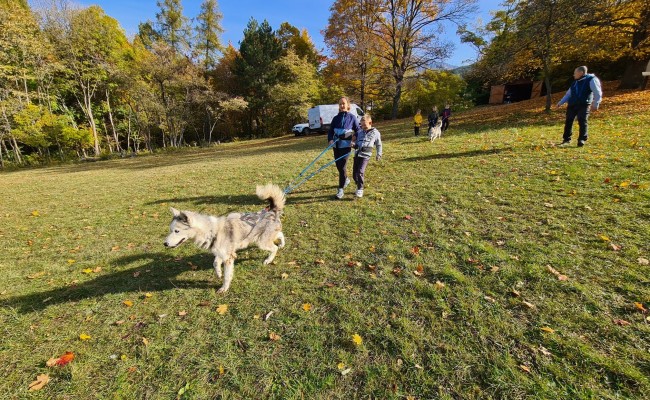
[178,310,187,316]
[546,265,568,281]
[519,365,531,373]
[540,327,555,333]
[79,333,91,341]
[123,300,133,307]
[613,319,631,326]
[46,351,74,367]
[281,273,289,279]
[413,264,424,277]
[638,257,649,266]
[609,243,622,251]
[28,374,49,391]
[269,332,281,341]
[216,304,228,315]
[302,303,312,312]
[523,301,536,309]
[434,280,445,290]
[634,302,647,313]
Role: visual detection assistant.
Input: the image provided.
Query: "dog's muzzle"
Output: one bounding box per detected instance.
[164,238,185,248]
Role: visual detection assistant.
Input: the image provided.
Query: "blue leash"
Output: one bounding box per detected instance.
[283,139,350,194]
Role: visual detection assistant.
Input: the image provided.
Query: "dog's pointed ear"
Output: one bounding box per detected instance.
[170,207,180,217]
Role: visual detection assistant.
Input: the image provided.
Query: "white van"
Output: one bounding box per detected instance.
[308,103,364,134]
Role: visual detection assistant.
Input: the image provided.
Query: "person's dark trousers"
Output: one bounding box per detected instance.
[414,126,420,136]
[333,147,351,188]
[563,104,590,142]
[441,118,449,131]
[352,156,370,189]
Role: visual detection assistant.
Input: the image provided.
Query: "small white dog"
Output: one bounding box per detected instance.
[164,184,285,293]
[428,120,443,142]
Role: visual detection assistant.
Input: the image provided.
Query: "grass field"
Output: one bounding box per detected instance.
[1,85,649,399]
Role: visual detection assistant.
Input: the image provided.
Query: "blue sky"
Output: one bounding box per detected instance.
[71,0,503,67]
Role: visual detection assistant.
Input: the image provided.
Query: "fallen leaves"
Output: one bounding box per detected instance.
[79,333,91,341]
[638,257,649,266]
[519,365,531,373]
[351,333,363,346]
[216,304,228,315]
[613,319,631,326]
[302,303,312,312]
[46,351,74,367]
[609,243,622,251]
[434,280,445,290]
[634,302,647,313]
[546,265,568,281]
[178,310,187,316]
[413,264,424,277]
[540,327,555,334]
[123,300,134,307]
[268,332,281,341]
[28,374,50,391]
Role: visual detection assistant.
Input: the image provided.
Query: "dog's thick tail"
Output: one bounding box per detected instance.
[257,183,285,212]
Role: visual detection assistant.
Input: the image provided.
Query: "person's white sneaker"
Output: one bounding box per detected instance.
[336,188,344,199]
[343,177,350,188]
[355,189,364,198]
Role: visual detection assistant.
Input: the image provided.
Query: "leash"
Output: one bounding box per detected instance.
[284,139,352,194]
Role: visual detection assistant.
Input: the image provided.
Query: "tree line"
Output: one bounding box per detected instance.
[2,0,645,167]
[461,0,649,110]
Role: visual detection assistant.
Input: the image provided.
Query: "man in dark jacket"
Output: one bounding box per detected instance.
[557,66,603,147]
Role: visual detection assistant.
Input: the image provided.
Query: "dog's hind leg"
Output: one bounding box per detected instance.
[276,231,285,248]
[217,257,234,293]
[213,256,223,279]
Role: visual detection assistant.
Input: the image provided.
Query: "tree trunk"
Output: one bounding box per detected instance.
[105,89,121,152]
[391,79,403,120]
[0,138,4,168]
[11,136,22,164]
[77,88,100,155]
[619,59,649,89]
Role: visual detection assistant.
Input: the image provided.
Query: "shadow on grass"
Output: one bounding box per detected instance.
[401,147,513,162]
[2,252,220,314]
[147,193,262,207]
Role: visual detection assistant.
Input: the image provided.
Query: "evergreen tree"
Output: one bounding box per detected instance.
[194,0,224,70]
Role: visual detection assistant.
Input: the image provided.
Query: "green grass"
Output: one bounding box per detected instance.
[1,89,649,399]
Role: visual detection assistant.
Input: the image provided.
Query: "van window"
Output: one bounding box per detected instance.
[356,107,364,116]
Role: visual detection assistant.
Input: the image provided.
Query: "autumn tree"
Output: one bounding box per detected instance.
[372,0,477,119]
[194,0,224,70]
[277,22,322,66]
[156,0,192,55]
[577,0,650,88]
[324,0,383,110]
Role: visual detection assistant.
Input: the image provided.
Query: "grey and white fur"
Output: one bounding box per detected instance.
[428,120,443,142]
[163,184,285,293]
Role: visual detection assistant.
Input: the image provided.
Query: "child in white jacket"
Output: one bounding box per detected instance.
[352,115,383,198]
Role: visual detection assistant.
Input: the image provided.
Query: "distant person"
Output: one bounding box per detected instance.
[328,96,361,199]
[352,115,382,198]
[413,109,423,136]
[557,65,602,147]
[427,106,439,134]
[441,104,452,131]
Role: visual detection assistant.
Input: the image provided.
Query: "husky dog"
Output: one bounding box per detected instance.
[164,184,286,293]
[428,120,443,142]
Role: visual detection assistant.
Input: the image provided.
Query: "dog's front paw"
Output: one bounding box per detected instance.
[216,286,229,294]
[263,258,273,265]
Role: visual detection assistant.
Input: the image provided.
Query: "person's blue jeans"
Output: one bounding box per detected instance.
[563,104,590,142]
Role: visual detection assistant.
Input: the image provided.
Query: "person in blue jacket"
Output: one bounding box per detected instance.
[557,66,602,147]
[328,96,361,199]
